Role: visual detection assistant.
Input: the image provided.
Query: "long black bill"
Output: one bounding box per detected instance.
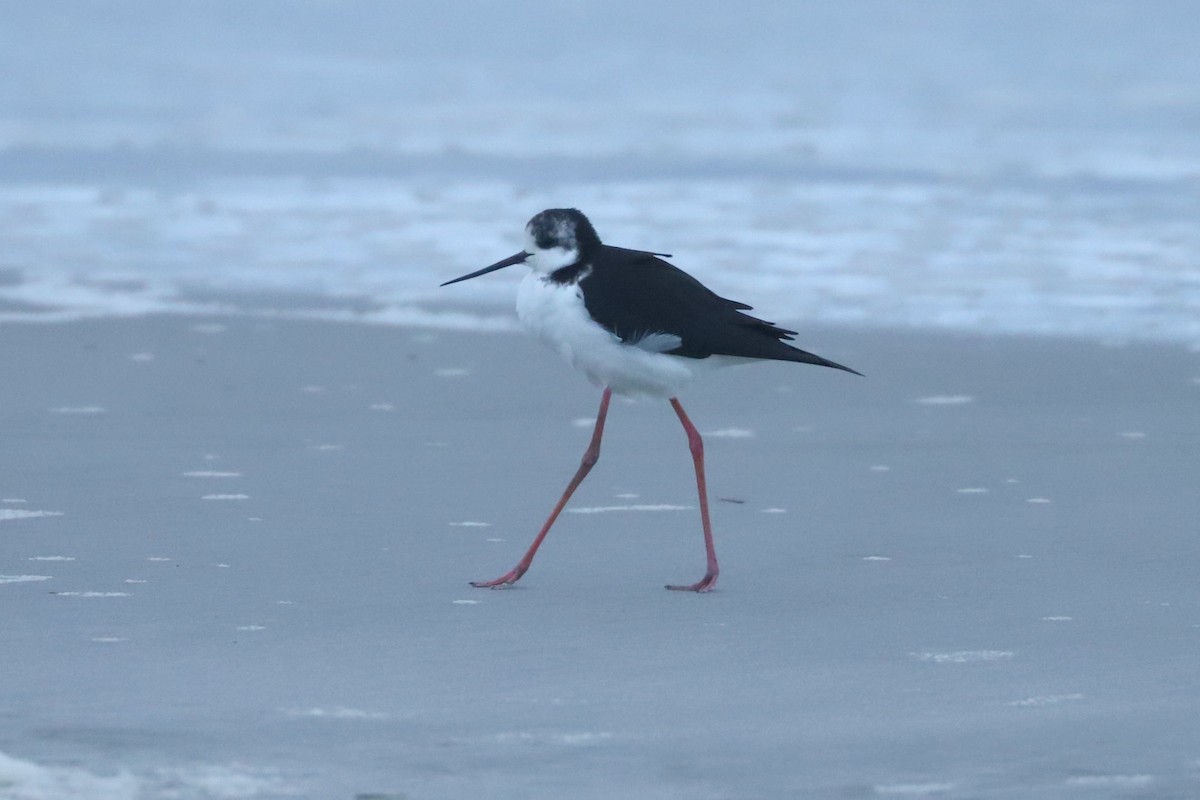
[440,251,530,287]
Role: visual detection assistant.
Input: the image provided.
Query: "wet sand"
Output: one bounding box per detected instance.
[2,316,1198,798]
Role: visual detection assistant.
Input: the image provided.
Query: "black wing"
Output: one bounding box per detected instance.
[580,246,860,374]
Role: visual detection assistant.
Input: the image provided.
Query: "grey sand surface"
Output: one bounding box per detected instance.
[1,317,1198,798]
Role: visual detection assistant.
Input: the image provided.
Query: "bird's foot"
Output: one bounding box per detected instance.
[665,571,718,593]
[470,566,526,589]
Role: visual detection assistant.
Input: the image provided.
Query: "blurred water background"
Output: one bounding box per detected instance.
[2,0,1198,341]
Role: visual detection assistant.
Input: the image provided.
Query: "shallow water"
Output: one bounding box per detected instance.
[2,1,1198,344]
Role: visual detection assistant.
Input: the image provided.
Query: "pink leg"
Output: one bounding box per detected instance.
[666,398,719,592]
[471,387,613,588]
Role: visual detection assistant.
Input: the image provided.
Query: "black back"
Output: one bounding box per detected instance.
[569,246,860,375]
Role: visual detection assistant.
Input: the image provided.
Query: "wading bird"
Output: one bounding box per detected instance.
[442,208,859,591]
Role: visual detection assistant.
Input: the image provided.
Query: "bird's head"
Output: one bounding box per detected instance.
[523,208,601,274]
[440,208,601,286]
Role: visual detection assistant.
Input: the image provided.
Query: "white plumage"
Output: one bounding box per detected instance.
[516,272,734,398]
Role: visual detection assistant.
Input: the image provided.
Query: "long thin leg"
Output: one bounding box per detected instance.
[666,397,719,592]
[471,387,613,588]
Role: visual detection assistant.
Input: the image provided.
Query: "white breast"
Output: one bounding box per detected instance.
[516,273,720,398]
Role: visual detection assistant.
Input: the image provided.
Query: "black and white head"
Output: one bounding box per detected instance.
[522,208,601,274]
[440,208,600,287]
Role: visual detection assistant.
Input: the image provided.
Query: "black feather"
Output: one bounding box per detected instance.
[567,246,860,375]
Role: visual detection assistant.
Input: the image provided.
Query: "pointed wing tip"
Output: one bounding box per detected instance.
[823,358,863,376]
[806,354,862,376]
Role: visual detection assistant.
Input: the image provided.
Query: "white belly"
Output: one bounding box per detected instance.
[516,273,719,398]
